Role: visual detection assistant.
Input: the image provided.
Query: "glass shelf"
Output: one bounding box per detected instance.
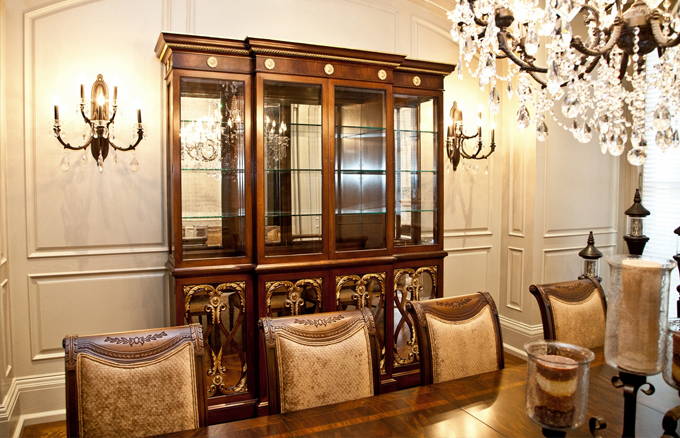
[265,212,322,218]
[336,125,385,130]
[181,168,245,172]
[336,169,386,174]
[396,209,436,213]
[182,214,245,219]
[289,122,322,127]
[180,119,243,124]
[336,211,387,215]
[397,170,436,174]
[395,129,436,134]
[265,168,322,172]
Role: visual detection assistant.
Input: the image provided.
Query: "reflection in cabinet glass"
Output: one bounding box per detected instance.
[183,282,248,397]
[394,95,437,246]
[393,267,437,367]
[335,87,387,251]
[180,78,246,259]
[264,82,323,256]
[336,273,386,373]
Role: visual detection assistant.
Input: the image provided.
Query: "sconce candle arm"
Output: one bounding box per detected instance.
[53,124,94,151]
[109,126,144,152]
[106,105,118,128]
[79,103,93,126]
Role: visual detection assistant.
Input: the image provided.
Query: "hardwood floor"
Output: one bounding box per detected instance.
[20,421,67,438]
[19,356,526,438]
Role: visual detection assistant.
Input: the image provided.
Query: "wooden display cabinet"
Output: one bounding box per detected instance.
[156,33,454,423]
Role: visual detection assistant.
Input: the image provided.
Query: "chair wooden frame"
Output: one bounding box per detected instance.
[259,308,381,415]
[63,324,207,437]
[529,277,607,342]
[405,292,505,385]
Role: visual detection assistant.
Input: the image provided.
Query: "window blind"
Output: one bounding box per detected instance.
[643,51,680,318]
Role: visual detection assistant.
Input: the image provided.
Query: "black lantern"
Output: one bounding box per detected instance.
[623,189,650,256]
[578,231,603,283]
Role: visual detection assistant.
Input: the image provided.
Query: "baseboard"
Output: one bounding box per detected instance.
[12,409,65,438]
[503,343,527,360]
[0,377,19,421]
[498,315,543,337]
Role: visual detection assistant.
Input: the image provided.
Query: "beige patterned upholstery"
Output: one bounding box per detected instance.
[530,278,607,349]
[426,306,499,383]
[63,324,207,437]
[406,292,504,385]
[551,293,606,349]
[78,343,198,438]
[260,308,381,414]
[276,325,373,413]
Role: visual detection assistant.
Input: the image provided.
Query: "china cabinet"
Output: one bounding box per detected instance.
[156,33,454,423]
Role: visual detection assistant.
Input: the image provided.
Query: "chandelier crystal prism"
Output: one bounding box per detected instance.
[447,0,680,165]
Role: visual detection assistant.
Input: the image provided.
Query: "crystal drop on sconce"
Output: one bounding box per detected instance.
[60,155,70,172]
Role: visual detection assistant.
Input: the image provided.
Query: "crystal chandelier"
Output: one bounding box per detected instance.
[265,115,289,164]
[180,81,242,168]
[53,74,146,173]
[447,0,680,165]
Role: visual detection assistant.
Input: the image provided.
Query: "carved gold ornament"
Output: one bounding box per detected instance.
[264,58,276,70]
[265,278,323,317]
[393,266,437,367]
[412,76,421,86]
[207,56,218,68]
[183,282,248,397]
[378,69,387,80]
[324,63,334,75]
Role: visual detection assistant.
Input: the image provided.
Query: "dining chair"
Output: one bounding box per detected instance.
[259,308,381,414]
[63,324,207,438]
[529,277,607,349]
[405,292,504,384]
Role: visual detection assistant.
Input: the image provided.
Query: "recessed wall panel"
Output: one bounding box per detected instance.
[444,247,490,296]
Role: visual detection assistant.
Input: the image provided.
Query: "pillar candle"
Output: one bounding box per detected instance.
[113,86,117,101]
[54,105,59,121]
[618,259,663,373]
[80,84,84,100]
[137,109,142,124]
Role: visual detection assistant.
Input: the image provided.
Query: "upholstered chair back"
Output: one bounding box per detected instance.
[259,308,381,414]
[63,324,206,438]
[529,277,607,349]
[406,292,504,384]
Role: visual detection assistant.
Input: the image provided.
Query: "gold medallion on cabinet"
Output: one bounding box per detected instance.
[378,69,387,80]
[324,64,334,75]
[207,56,218,68]
[264,58,276,70]
[413,76,421,86]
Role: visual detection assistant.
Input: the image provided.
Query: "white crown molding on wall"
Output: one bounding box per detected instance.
[23,0,168,259]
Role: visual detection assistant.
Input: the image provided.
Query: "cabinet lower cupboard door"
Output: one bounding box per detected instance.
[393,266,438,368]
[183,282,248,397]
[264,278,323,317]
[335,272,386,373]
[180,78,247,260]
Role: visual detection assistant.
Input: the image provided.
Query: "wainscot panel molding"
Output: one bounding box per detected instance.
[444,246,492,296]
[27,269,168,361]
[1,279,12,379]
[505,247,524,311]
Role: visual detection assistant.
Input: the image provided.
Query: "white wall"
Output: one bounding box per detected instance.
[0,0,627,434]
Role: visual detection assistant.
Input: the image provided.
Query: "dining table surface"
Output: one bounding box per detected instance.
[161,348,680,437]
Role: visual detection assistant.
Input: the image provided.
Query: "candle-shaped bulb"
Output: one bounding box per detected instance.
[137,108,142,124]
[80,84,84,99]
[477,103,483,127]
[265,115,270,125]
[282,122,286,132]
[96,93,105,107]
[491,120,496,144]
[52,94,60,120]
[113,86,118,102]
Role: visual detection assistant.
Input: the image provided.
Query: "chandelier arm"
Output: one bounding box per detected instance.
[571,19,623,57]
[53,125,94,151]
[109,127,144,152]
[650,14,680,48]
[618,52,629,81]
[466,0,489,28]
[498,32,547,73]
[106,106,118,128]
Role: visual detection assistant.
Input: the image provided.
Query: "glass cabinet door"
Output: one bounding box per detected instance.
[180,78,246,259]
[264,82,323,257]
[335,87,387,252]
[394,94,438,246]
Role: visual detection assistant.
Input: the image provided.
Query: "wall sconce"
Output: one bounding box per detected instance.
[445,101,496,173]
[578,231,603,283]
[52,74,146,173]
[623,188,650,256]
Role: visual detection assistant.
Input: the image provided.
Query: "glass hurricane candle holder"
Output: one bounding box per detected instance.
[663,319,680,390]
[525,340,595,432]
[604,255,677,375]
